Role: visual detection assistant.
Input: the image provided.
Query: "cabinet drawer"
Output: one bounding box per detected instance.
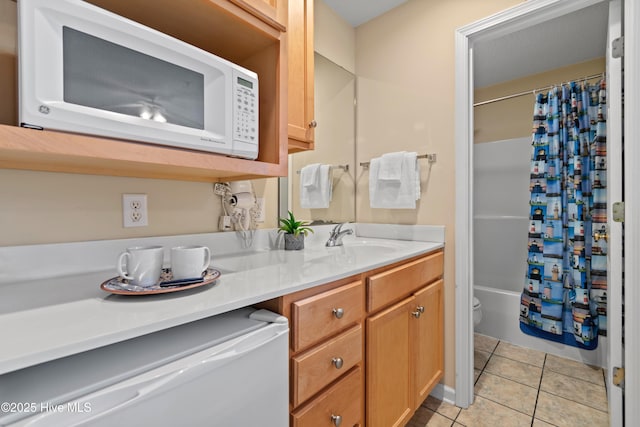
[367,251,443,313]
[292,281,364,351]
[292,366,363,427]
[292,324,363,406]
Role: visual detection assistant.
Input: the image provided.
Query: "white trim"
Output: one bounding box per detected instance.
[454,24,474,408]
[454,0,615,412]
[429,383,456,406]
[606,1,623,426]
[624,1,640,424]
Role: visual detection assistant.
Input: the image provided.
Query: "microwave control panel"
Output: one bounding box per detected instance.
[233,75,259,146]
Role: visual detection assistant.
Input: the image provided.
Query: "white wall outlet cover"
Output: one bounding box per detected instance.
[255,197,266,223]
[122,194,148,227]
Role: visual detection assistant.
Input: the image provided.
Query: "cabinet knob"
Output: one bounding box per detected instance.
[411,310,422,318]
[417,305,425,313]
[309,120,318,128]
[332,308,344,319]
[331,357,344,369]
[331,414,342,427]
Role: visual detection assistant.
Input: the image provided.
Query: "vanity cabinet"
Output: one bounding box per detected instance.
[0,0,289,182]
[258,277,365,426]
[366,252,444,427]
[287,0,316,152]
[258,248,444,427]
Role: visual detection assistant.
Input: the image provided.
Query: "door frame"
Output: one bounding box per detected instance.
[453,0,616,410]
[624,0,640,424]
[606,1,623,425]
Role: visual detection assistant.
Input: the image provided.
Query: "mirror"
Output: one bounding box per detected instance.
[284,53,356,224]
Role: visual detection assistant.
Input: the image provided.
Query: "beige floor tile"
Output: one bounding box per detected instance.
[423,395,461,420]
[494,341,546,367]
[533,419,557,427]
[474,350,491,370]
[475,372,538,416]
[484,354,543,388]
[544,354,605,386]
[535,391,608,427]
[474,333,499,353]
[540,370,608,412]
[407,406,453,427]
[456,395,532,427]
[474,369,481,383]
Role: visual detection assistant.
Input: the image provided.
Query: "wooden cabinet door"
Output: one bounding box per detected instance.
[366,296,413,427]
[287,0,315,151]
[412,280,445,407]
[228,0,287,29]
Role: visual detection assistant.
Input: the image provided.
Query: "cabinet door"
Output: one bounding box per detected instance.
[412,279,445,407]
[287,0,315,151]
[229,0,287,29]
[366,296,413,427]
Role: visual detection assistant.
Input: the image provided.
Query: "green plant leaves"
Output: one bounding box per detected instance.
[278,210,314,237]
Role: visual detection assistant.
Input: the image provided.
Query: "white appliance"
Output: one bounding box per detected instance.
[0,308,288,426]
[18,0,259,159]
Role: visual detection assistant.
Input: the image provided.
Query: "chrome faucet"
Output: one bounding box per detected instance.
[325,223,353,247]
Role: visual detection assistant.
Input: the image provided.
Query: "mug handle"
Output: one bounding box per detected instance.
[202,247,211,274]
[117,252,134,281]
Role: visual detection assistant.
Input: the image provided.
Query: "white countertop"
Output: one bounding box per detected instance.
[0,224,444,375]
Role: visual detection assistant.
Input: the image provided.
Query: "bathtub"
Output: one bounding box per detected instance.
[473,138,607,368]
[474,285,607,367]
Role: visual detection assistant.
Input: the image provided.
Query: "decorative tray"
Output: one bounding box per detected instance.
[100,268,221,296]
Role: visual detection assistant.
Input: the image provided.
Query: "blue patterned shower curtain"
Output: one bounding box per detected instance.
[519,80,607,350]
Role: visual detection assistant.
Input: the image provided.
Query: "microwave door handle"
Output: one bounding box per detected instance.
[21,325,286,426]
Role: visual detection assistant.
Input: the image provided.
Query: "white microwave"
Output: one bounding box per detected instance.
[18,0,259,160]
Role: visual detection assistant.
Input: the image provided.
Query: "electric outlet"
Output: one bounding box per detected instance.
[123,194,148,227]
[255,197,265,223]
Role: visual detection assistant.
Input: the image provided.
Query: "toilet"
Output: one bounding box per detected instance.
[473,296,483,327]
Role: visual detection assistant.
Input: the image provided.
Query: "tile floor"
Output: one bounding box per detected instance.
[407,333,609,427]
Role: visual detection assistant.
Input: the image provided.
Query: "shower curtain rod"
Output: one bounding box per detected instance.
[473,72,604,107]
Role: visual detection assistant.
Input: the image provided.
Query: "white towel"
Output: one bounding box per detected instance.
[300,163,321,188]
[370,152,420,209]
[379,152,405,181]
[300,164,332,208]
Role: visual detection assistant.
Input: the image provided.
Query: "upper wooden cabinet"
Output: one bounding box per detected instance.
[230,0,288,31]
[287,0,315,153]
[0,0,289,182]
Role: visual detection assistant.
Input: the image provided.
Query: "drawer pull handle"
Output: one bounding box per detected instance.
[411,310,421,318]
[309,120,318,128]
[331,357,344,369]
[332,308,344,319]
[331,414,342,426]
[417,305,425,313]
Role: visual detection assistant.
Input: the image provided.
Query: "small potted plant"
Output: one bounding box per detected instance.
[278,211,314,250]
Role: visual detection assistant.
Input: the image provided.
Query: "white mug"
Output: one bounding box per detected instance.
[117,246,164,286]
[171,246,211,280]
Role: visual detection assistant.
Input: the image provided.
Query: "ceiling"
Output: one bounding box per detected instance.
[323,0,408,27]
[322,0,608,89]
[473,2,609,88]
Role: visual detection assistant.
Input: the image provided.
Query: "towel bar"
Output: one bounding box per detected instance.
[359,153,436,169]
[295,164,349,174]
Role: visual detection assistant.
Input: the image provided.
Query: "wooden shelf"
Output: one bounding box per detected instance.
[0,0,288,182]
[0,125,286,182]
